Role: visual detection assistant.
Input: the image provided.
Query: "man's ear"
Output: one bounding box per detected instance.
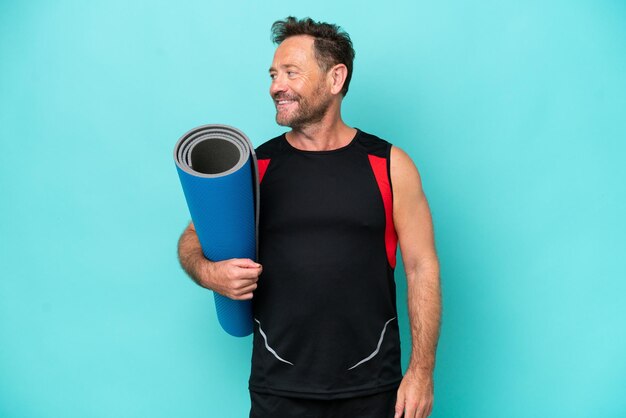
[328,64,348,95]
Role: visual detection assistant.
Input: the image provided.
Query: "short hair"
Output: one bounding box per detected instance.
[271,16,355,96]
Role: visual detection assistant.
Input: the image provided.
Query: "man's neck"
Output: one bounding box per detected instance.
[285,106,356,152]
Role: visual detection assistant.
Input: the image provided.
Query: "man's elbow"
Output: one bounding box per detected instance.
[405,256,440,281]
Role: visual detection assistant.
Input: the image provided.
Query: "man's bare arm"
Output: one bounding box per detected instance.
[391,146,441,418]
[177,222,262,300]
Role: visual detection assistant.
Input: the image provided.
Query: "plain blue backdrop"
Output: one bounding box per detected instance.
[1,1,625,417]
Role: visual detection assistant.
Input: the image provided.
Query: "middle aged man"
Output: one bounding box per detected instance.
[178,17,441,418]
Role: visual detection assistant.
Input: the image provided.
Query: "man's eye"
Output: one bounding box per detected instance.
[287,71,295,77]
[270,73,277,80]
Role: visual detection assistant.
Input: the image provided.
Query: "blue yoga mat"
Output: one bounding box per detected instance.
[174,124,258,337]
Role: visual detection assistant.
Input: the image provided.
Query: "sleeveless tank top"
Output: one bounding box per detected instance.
[249,129,402,399]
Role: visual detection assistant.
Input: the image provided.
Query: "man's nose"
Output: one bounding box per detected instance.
[270,75,287,97]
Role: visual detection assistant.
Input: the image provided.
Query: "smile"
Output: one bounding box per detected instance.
[275,99,296,109]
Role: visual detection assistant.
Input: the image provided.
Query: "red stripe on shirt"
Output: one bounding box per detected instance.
[257,159,271,184]
[367,154,398,269]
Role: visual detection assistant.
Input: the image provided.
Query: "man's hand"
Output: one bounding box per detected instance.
[178,222,262,299]
[394,367,434,418]
[207,258,262,300]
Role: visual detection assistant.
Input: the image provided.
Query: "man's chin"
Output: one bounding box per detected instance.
[275,118,289,127]
[275,114,295,127]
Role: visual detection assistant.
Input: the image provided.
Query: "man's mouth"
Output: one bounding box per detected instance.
[275,98,297,111]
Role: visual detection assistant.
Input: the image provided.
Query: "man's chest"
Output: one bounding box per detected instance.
[258,152,386,234]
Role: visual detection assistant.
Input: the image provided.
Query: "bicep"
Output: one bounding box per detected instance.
[390,146,438,274]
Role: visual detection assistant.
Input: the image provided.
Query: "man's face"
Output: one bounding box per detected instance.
[269,35,332,128]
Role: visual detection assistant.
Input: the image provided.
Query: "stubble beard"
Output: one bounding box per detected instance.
[275,83,332,130]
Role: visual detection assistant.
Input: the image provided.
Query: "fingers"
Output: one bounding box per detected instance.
[210,258,263,299]
[405,402,416,418]
[236,267,262,280]
[232,258,262,269]
[224,259,261,300]
[410,400,432,418]
[231,282,258,300]
[237,281,258,295]
[416,401,431,418]
[411,401,432,418]
[229,259,262,280]
[223,278,258,300]
[423,402,433,418]
[394,391,405,418]
[396,395,431,418]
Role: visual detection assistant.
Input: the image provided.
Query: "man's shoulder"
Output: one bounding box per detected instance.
[355,128,393,158]
[255,134,287,159]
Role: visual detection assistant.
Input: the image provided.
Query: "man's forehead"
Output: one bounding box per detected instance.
[272,35,316,63]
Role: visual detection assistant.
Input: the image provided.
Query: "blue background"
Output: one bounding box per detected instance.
[1,1,625,417]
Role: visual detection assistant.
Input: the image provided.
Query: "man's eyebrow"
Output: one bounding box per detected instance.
[268,64,300,72]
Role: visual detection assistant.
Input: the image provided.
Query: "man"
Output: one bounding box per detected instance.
[178,17,441,418]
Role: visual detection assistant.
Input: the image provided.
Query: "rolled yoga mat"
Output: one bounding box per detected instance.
[174,124,258,337]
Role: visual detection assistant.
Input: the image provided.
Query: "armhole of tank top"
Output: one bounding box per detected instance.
[386,143,394,202]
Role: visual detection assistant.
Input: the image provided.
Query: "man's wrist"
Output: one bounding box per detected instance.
[407,361,435,376]
[195,256,215,289]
